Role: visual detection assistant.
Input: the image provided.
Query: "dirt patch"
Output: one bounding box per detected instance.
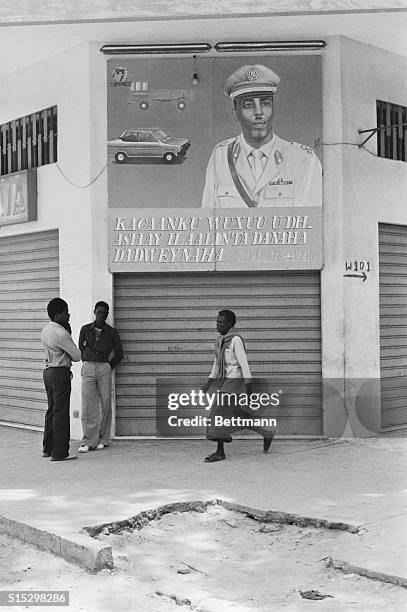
[97,505,407,610]
[84,499,361,538]
[1,506,406,611]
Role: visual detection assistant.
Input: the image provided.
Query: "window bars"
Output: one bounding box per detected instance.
[0,106,57,176]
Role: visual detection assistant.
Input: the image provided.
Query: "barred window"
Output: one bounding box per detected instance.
[376,100,407,162]
[0,106,57,176]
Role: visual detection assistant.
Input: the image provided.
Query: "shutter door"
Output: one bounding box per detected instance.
[114,271,322,437]
[379,223,407,427]
[0,230,59,428]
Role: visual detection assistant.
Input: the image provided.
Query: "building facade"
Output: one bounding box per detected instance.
[0,27,406,439]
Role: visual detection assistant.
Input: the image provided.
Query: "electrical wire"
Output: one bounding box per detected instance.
[359,144,380,157]
[55,162,107,188]
[321,141,379,157]
[53,140,381,191]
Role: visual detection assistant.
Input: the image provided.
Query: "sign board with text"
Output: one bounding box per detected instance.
[109,207,322,272]
[0,169,37,226]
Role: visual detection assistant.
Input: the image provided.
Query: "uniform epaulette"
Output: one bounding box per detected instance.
[290,141,314,155]
[216,137,236,148]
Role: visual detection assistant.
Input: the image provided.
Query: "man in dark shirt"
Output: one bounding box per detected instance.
[78,301,123,452]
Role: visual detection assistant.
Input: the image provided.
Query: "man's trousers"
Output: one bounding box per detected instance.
[80,361,112,448]
[43,367,71,459]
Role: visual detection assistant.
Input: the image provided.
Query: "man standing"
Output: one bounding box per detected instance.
[78,301,123,453]
[41,298,81,461]
[202,64,322,209]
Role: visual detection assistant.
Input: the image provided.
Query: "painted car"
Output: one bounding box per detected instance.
[107,128,190,164]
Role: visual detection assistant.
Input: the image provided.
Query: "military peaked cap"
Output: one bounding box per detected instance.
[224,64,280,99]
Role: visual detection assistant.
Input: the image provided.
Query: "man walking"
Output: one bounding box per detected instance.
[78,301,123,452]
[41,298,81,461]
[202,309,275,462]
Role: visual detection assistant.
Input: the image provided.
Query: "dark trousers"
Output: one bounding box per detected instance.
[43,367,71,459]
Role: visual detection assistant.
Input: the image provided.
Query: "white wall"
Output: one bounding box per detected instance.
[321,36,407,435]
[0,42,112,440]
[321,37,347,436]
[1,11,406,79]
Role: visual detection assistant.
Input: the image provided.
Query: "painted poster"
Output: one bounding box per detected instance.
[107,55,322,270]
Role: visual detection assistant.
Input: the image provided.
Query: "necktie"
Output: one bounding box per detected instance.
[250,149,264,181]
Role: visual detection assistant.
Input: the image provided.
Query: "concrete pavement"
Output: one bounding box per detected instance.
[0,425,406,580]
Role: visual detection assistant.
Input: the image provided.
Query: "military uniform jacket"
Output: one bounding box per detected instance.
[201,134,322,208]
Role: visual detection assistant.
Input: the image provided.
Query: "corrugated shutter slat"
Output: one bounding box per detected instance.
[379,223,407,427]
[114,271,322,437]
[0,230,59,428]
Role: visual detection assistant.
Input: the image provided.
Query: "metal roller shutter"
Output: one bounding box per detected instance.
[114,271,322,437]
[0,230,59,428]
[379,223,407,427]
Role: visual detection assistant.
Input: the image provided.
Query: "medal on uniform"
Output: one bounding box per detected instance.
[274,150,283,165]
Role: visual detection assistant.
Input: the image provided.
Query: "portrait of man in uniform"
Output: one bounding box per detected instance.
[201,64,322,209]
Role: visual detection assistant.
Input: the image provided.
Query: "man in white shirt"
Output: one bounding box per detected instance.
[202,309,275,462]
[41,298,81,461]
[201,64,322,209]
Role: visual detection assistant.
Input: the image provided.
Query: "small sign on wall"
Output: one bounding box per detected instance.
[0,169,37,226]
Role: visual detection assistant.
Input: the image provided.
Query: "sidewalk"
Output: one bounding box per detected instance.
[0,425,406,581]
